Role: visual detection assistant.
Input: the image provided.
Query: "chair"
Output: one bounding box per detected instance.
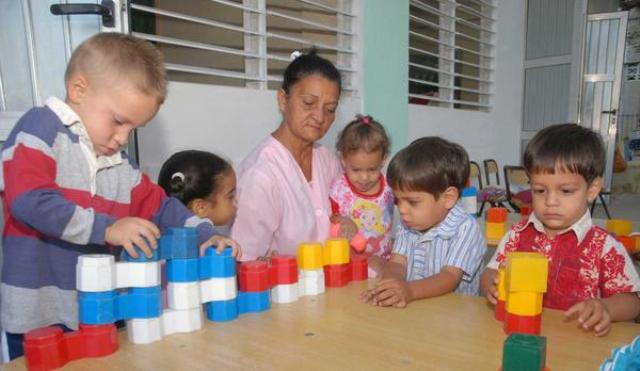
[469,161,507,215]
[590,191,612,219]
[504,166,530,212]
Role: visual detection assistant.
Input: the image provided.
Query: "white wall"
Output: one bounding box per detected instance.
[137,82,362,180]
[408,0,527,169]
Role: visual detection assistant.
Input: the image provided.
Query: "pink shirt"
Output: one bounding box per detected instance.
[231,136,341,261]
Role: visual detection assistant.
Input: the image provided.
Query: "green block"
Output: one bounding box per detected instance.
[502,333,547,371]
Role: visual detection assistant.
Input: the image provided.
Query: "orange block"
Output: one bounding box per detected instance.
[617,236,635,254]
[487,207,508,223]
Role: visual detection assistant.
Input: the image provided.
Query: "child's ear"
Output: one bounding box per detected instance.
[66,74,89,104]
[276,88,288,113]
[442,186,460,210]
[189,198,210,218]
[586,176,603,203]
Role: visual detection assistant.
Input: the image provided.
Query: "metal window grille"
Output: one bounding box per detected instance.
[130,0,357,94]
[408,0,496,111]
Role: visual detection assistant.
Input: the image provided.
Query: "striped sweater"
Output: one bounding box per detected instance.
[0,97,216,333]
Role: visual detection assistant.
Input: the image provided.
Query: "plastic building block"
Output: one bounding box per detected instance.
[238,261,270,292]
[506,291,543,316]
[76,255,116,292]
[617,236,635,254]
[606,219,633,237]
[324,263,351,287]
[199,247,236,279]
[486,222,507,242]
[505,252,548,293]
[461,186,478,216]
[496,267,506,321]
[237,290,270,314]
[270,255,298,285]
[118,286,162,319]
[126,317,163,345]
[122,244,160,262]
[635,235,640,254]
[487,207,508,223]
[115,261,161,288]
[166,258,200,282]
[324,239,350,265]
[298,268,325,296]
[502,333,547,371]
[200,276,237,303]
[504,312,542,335]
[496,300,506,322]
[162,307,203,336]
[168,282,201,310]
[297,242,324,270]
[24,324,118,370]
[271,282,299,304]
[350,255,368,281]
[329,223,368,253]
[79,291,117,324]
[158,227,199,260]
[206,299,238,322]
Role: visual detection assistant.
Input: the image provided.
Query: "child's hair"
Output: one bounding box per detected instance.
[65,32,167,104]
[158,150,232,205]
[523,123,605,183]
[387,137,469,198]
[282,48,342,95]
[336,115,391,158]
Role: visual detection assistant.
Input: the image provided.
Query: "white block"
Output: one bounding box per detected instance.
[299,269,325,297]
[76,255,116,292]
[127,317,163,344]
[200,277,237,303]
[115,261,161,288]
[271,282,299,304]
[162,308,203,336]
[168,282,201,310]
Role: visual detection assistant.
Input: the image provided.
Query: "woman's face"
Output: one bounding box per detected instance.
[277,74,340,144]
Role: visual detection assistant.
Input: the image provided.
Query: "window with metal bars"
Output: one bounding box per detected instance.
[408,0,495,111]
[130,0,356,94]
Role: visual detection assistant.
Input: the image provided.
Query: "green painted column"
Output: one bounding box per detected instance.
[362,0,409,154]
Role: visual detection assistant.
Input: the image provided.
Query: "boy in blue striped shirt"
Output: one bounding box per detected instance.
[361,137,486,307]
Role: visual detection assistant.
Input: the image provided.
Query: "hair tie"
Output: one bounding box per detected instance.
[171,172,185,182]
[358,114,372,126]
[290,50,302,61]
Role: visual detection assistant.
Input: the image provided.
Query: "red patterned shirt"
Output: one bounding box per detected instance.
[487,211,640,310]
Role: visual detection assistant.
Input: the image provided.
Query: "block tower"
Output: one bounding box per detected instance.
[501,333,549,371]
[503,252,548,335]
[486,207,508,246]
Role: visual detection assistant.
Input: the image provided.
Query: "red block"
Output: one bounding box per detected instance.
[487,207,508,223]
[24,324,118,371]
[504,312,542,335]
[239,261,270,292]
[269,255,298,285]
[495,299,506,322]
[617,236,635,254]
[350,255,368,281]
[324,263,352,287]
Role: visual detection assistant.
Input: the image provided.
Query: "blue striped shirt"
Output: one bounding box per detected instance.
[392,203,486,295]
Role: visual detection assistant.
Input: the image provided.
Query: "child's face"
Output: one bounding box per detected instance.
[341,150,385,194]
[394,188,455,233]
[202,171,237,226]
[530,170,601,237]
[67,76,159,156]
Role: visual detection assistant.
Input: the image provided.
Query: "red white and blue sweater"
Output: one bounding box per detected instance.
[0,97,216,333]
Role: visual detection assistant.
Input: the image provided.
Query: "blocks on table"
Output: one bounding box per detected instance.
[298,268,325,296]
[502,333,547,371]
[77,255,161,292]
[505,252,548,293]
[606,219,633,237]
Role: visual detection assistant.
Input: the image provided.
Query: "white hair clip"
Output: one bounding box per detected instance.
[290,50,302,61]
[171,172,185,182]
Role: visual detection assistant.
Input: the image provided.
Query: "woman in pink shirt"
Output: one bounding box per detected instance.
[231,50,342,261]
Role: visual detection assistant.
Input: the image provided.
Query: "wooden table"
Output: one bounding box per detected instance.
[6,280,640,370]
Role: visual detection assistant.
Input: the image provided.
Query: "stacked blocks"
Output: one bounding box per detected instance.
[329,223,367,253]
[501,333,549,371]
[24,324,118,371]
[201,247,238,321]
[504,252,548,336]
[237,261,271,314]
[298,242,326,296]
[324,239,352,287]
[270,255,299,303]
[461,186,478,216]
[486,207,508,244]
[495,267,507,321]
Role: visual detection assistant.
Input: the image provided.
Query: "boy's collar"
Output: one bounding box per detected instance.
[416,202,467,242]
[518,210,593,244]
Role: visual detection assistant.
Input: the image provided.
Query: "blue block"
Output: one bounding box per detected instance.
[159,228,199,260]
[122,244,160,262]
[199,247,236,279]
[166,258,200,282]
[206,299,238,322]
[78,291,117,325]
[118,286,162,319]
[237,290,270,315]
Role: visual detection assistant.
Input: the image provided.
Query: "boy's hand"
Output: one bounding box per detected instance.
[360,278,413,308]
[106,217,160,258]
[564,298,612,337]
[480,269,499,305]
[201,235,242,258]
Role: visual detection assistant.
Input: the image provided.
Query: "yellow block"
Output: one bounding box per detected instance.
[505,252,548,293]
[323,238,350,265]
[506,291,543,316]
[486,222,507,242]
[297,242,324,270]
[606,219,633,236]
[635,235,640,254]
[497,267,507,301]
